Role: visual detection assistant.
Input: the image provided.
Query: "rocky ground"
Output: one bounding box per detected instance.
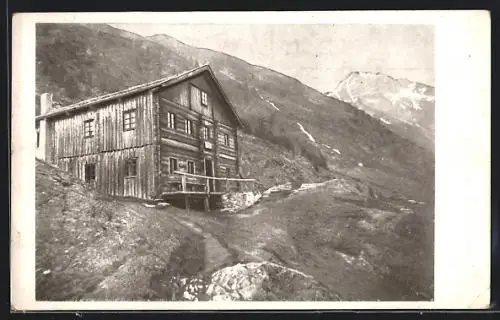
[36,158,433,301]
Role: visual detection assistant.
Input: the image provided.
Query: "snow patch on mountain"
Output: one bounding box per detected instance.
[384,82,434,111]
[297,122,316,143]
[266,100,280,111]
[256,90,280,111]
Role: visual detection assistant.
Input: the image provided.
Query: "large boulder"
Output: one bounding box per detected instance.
[220,192,262,213]
[204,262,335,301]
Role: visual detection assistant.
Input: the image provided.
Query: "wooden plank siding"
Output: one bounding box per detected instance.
[157,79,240,194]
[50,92,157,200]
[56,146,155,199]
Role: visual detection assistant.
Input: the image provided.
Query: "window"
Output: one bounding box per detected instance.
[187,160,195,174]
[123,109,136,131]
[84,119,94,138]
[169,157,178,174]
[202,125,212,140]
[221,166,230,177]
[223,133,229,146]
[185,119,194,136]
[85,163,96,182]
[167,112,176,129]
[125,158,137,177]
[36,128,40,148]
[201,90,208,107]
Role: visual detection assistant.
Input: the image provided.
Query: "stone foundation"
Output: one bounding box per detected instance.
[220,191,262,213]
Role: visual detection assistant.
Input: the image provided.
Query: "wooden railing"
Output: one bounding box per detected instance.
[173,171,256,193]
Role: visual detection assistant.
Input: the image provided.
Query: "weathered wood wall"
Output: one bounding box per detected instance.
[51,93,154,158]
[50,92,157,199]
[56,145,156,199]
[156,72,240,193]
[157,73,235,126]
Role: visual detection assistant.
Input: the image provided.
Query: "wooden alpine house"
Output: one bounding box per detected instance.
[35,64,255,211]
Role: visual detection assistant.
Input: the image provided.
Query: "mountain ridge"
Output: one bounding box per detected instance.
[326,71,435,151]
[146,33,332,99]
[327,71,434,94]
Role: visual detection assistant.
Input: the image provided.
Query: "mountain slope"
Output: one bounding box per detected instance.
[326,72,435,151]
[36,23,434,200]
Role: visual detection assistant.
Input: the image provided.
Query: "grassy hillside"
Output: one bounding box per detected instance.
[36,23,434,200]
[37,158,433,301]
[36,159,208,300]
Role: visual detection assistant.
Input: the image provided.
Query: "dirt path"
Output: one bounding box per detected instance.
[166,214,238,275]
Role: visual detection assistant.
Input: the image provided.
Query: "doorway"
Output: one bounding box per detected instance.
[205,158,215,192]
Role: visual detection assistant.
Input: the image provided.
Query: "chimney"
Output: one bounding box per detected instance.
[40,92,53,115]
[35,93,53,162]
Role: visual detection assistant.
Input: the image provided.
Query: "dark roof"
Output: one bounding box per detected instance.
[36,64,243,127]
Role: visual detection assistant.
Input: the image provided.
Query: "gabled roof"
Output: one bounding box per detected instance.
[36,64,244,128]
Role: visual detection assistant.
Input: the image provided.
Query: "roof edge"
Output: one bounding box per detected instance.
[37,64,212,120]
[36,64,245,129]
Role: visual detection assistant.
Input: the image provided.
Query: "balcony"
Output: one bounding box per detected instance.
[161,171,256,196]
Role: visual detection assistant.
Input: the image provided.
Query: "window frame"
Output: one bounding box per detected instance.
[169,157,178,174]
[185,119,194,136]
[84,163,96,182]
[123,109,137,132]
[200,90,208,107]
[220,165,230,177]
[125,158,138,178]
[187,160,195,174]
[83,119,95,138]
[203,125,212,140]
[167,112,176,129]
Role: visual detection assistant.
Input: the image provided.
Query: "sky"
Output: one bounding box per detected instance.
[110,23,434,92]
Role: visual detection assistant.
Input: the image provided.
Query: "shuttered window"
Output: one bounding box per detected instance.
[167,112,176,129]
[169,157,178,174]
[187,160,195,174]
[84,119,94,138]
[85,163,96,182]
[123,109,136,131]
[125,158,137,177]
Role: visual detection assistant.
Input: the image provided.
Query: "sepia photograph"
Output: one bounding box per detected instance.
[11,11,490,310]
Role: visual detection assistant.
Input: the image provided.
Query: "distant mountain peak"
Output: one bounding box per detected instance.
[327,70,435,150]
